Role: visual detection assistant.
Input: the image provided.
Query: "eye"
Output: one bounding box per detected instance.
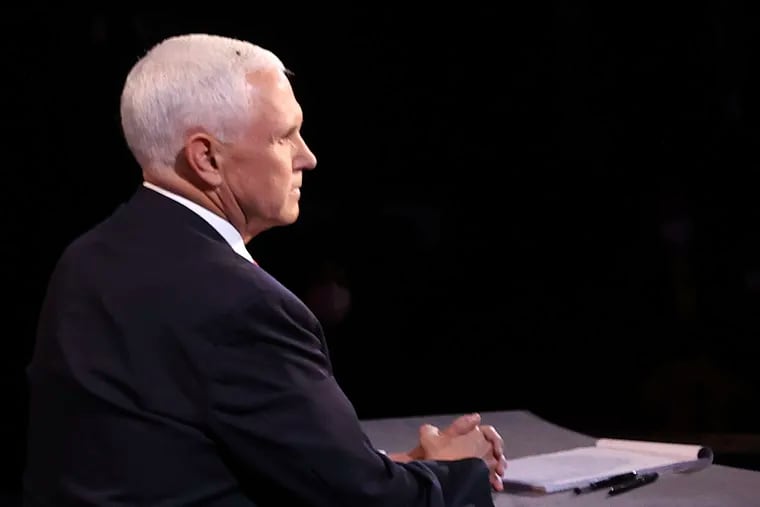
[277,127,299,145]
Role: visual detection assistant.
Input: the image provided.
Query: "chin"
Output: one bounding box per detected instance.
[279,209,300,225]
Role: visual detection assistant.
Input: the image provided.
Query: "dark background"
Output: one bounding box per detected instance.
[4,6,760,500]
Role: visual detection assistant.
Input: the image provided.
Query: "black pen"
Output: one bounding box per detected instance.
[573,472,638,494]
[608,472,659,496]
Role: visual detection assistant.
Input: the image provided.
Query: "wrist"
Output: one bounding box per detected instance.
[387,452,413,463]
[387,445,426,463]
[407,444,426,460]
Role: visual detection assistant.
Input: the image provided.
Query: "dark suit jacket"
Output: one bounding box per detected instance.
[24,186,494,506]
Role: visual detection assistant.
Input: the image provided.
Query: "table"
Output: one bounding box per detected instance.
[361,410,759,506]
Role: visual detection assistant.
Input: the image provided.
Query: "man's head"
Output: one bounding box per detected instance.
[120,34,317,240]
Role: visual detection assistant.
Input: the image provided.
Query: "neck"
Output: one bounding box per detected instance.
[143,173,266,243]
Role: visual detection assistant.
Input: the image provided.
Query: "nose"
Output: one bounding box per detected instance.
[297,140,317,171]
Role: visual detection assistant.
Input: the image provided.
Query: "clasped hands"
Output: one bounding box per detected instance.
[388,413,507,492]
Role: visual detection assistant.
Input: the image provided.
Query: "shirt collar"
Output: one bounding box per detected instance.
[142,181,255,264]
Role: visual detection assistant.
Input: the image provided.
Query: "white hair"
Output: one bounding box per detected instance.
[119,33,288,172]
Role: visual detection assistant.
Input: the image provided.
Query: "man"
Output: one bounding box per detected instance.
[24,34,506,506]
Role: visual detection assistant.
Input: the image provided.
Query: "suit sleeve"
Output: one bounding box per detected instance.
[199,295,495,507]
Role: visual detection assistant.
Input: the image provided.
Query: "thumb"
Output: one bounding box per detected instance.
[419,424,440,445]
[443,413,481,436]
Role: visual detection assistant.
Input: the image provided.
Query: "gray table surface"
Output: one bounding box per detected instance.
[360,410,759,507]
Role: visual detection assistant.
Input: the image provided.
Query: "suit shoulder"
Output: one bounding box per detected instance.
[201,256,318,326]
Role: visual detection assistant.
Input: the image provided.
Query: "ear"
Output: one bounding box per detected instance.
[183,132,224,188]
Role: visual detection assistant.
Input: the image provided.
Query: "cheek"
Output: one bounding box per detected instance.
[273,171,294,201]
[225,157,266,207]
[270,154,295,191]
[230,149,294,209]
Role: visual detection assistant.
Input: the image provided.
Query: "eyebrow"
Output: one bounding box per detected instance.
[269,124,299,143]
[283,125,299,138]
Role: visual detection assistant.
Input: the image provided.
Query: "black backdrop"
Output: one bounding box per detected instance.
[3,6,760,498]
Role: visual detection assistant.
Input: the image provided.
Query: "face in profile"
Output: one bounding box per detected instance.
[218,68,318,236]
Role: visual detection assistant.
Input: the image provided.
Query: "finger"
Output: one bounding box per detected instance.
[496,456,507,476]
[418,424,440,446]
[484,455,505,491]
[480,425,504,460]
[490,471,504,491]
[443,413,481,436]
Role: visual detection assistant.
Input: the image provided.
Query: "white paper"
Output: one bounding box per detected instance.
[501,439,713,493]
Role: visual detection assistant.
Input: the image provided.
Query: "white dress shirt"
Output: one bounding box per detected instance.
[142,181,255,264]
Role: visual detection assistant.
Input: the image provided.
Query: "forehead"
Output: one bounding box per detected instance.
[246,69,301,127]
